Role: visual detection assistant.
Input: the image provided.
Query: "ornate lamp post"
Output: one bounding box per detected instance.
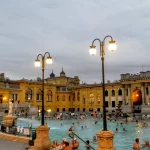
[35,52,52,125]
[89,35,117,150]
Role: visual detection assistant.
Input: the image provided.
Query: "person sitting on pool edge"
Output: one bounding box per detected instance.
[64,141,72,150]
[133,138,140,149]
[59,138,67,148]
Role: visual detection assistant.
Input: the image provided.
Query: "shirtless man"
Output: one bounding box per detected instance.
[133,138,140,149]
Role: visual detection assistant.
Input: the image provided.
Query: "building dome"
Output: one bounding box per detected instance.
[60,68,65,77]
[50,69,55,78]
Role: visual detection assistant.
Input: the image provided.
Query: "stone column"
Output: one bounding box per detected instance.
[141,83,145,105]
[128,84,131,105]
[96,130,115,150]
[148,85,150,104]
[121,85,125,105]
[33,126,51,150]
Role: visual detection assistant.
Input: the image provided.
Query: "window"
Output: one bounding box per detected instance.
[112,101,116,107]
[112,90,115,96]
[89,93,94,104]
[62,95,65,101]
[83,97,85,104]
[97,94,100,104]
[118,89,122,96]
[126,89,128,96]
[73,93,75,101]
[77,108,80,111]
[47,90,52,101]
[77,92,80,101]
[105,90,108,96]
[25,88,33,101]
[83,108,85,111]
[69,96,71,101]
[105,101,108,107]
[97,108,100,112]
[0,95,2,103]
[146,87,149,95]
[63,108,65,112]
[36,89,42,101]
[57,96,59,101]
[11,94,18,101]
[119,101,122,105]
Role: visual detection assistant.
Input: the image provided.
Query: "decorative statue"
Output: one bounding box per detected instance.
[8,99,13,116]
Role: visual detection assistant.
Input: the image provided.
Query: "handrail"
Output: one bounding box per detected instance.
[68,131,95,150]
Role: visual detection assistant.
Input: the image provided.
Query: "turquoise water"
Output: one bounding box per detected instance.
[17,118,150,150]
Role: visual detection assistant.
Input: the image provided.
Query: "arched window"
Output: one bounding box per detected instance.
[89,93,94,104]
[62,95,65,101]
[73,93,75,101]
[77,92,80,101]
[77,108,80,111]
[83,108,85,112]
[105,90,108,96]
[83,95,85,104]
[47,90,52,101]
[97,108,100,112]
[146,87,149,95]
[97,94,100,104]
[36,89,42,101]
[57,108,59,112]
[118,89,122,96]
[112,90,115,96]
[57,96,59,101]
[63,108,65,112]
[25,88,33,100]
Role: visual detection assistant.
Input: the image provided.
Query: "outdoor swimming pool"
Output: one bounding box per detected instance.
[17,118,150,150]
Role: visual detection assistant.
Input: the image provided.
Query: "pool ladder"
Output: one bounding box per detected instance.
[68,131,95,150]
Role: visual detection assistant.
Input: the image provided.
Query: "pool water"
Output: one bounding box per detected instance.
[17,118,150,150]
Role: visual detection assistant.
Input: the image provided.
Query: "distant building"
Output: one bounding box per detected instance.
[0,70,150,113]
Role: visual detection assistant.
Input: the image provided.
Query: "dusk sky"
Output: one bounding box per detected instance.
[0,0,150,83]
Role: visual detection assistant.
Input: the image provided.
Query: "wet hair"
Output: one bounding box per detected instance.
[135,138,139,142]
[86,140,90,144]
[65,141,69,146]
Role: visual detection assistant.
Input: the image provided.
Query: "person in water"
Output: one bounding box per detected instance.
[133,138,140,149]
[85,140,90,149]
[123,128,127,131]
[115,128,118,132]
[93,136,97,142]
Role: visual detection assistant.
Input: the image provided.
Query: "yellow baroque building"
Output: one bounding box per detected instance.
[0,70,150,114]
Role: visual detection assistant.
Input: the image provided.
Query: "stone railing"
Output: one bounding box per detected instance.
[0,104,30,108]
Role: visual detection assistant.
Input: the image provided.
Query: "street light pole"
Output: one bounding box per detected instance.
[35,52,52,126]
[89,36,117,131]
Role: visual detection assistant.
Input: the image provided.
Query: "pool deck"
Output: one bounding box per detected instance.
[0,138,26,150]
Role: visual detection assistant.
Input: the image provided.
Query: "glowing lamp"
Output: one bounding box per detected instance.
[35,59,40,67]
[46,56,52,64]
[108,40,117,52]
[89,45,96,56]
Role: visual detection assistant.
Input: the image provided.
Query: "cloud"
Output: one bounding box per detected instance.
[0,0,150,83]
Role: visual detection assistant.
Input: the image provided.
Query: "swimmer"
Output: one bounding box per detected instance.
[81,126,84,129]
[115,128,118,132]
[123,128,127,131]
[95,121,98,125]
[93,136,97,142]
[60,123,63,126]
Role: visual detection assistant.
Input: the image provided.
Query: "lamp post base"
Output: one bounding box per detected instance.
[32,125,51,150]
[96,130,115,150]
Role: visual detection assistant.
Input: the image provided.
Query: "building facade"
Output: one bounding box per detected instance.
[0,70,150,113]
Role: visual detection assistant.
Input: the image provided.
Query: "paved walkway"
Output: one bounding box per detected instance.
[0,138,26,150]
